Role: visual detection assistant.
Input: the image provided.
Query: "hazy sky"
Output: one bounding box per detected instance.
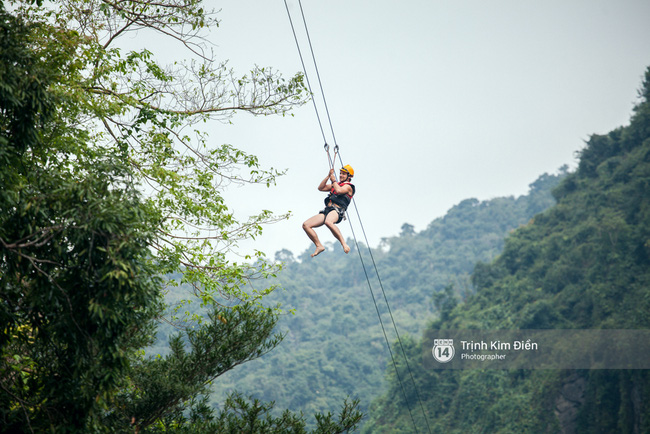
[185,0,650,259]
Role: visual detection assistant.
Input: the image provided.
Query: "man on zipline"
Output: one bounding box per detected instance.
[302,165,355,257]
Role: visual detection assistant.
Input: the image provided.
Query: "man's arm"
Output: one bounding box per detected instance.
[318,169,336,192]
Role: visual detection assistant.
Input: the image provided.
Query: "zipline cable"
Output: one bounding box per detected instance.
[283,0,328,148]
[296,0,340,149]
[285,0,339,176]
[285,1,429,431]
[283,1,433,432]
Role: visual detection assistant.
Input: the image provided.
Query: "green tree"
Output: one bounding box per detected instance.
[1,6,163,430]
[1,2,362,432]
[9,0,308,306]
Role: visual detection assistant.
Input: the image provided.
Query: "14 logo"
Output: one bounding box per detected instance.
[432,339,455,363]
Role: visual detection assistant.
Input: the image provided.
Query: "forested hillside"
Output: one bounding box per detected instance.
[192,169,566,422]
[364,67,650,433]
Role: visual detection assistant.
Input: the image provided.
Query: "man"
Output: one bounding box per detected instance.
[302,165,355,257]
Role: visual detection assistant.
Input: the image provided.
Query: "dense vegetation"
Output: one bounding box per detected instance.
[364,67,650,433]
[184,169,566,424]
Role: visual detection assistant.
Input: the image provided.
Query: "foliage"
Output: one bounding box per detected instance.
[364,66,650,433]
[1,5,162,430]
[161,393,363,434]
[0,1,364,432]
[99,304,282,431]
[6,0,308,309]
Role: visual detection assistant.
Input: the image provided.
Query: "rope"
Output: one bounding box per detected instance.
[342,204,422,433]
[283,1,433,432]
[296,0,340,149]
[324,143,338,177]
[338,150,433,434]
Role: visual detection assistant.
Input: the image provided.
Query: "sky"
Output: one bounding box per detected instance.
[172,0,650,260]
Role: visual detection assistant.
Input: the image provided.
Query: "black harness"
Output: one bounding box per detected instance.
[320,182,355,224]
[324,182,355,210]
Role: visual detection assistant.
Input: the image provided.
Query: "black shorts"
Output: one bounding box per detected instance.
[320,206,346,224]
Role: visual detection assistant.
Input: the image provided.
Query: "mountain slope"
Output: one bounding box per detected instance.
[364,66,650,433]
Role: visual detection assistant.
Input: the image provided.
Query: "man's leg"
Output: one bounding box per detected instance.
[324,210,351,254]
[302,213,326,257]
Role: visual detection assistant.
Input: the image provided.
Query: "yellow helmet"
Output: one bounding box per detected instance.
[341,165,354,177]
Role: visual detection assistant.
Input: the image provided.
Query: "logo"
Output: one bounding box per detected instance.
[432,339,455,363]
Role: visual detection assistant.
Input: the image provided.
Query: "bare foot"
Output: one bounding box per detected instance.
[311,245,326,257]
[343,244,351,254]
